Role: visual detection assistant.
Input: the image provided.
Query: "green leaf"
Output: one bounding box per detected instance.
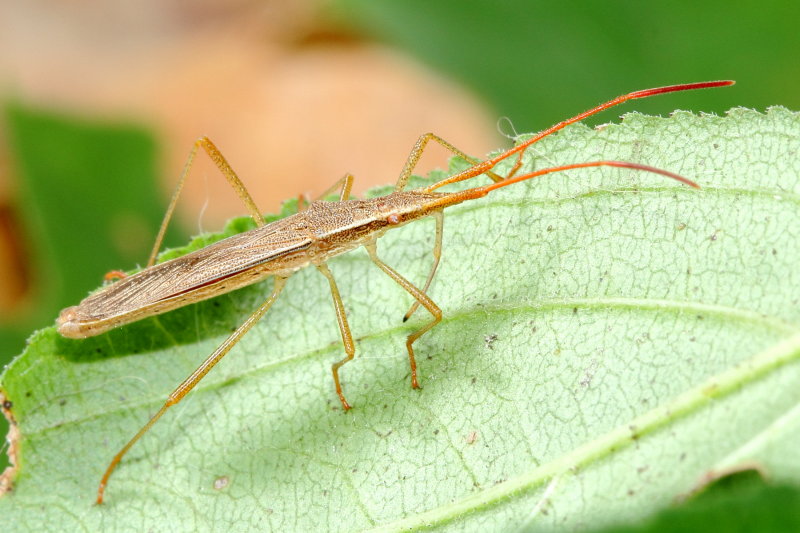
[329,0,798,130]
[593,473,800,533]
[2,108,799,531]
[0,105,176,472]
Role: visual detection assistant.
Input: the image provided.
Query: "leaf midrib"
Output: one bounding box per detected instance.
[366,331,800,533]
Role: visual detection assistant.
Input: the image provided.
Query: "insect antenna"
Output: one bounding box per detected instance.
[438,160,699,206]
[424,80,734,193]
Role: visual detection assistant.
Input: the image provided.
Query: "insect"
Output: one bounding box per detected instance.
[56,80,734,503]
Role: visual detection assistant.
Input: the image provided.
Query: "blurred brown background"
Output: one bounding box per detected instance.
[0,1,499,221]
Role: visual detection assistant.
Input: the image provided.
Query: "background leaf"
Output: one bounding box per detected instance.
[592,473,800,533]
[329,0,799,130]
[2,109,799,531]
[0,107,178,472]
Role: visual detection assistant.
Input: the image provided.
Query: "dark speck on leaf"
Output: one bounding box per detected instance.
[59,399,67,406]
[433,429,440,435]
[2,400,12,409]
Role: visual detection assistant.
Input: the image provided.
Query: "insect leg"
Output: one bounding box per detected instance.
[318,173,355,202]
[316,263,356,410]
[298,174,354,212]
[297,193,309,212]
[146,136,264,268]
[96,276,288,504]
[365,242,442,389]
[403,210,443,322]
[394,133,504,192]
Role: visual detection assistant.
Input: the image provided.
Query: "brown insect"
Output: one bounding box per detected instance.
[56,80,734,503]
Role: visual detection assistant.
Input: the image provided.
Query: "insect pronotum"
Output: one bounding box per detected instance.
[56,80,734,503]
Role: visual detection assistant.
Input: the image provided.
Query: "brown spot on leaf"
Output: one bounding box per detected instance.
[213,475,230,490]
[0,391,20,497]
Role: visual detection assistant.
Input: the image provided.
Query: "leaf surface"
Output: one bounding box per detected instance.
[2,109,799,532]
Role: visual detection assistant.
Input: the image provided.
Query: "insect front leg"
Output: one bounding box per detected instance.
[394,133,504,192]
[316,263,356,410]
[403,210,444,322]
[365,242,442,389]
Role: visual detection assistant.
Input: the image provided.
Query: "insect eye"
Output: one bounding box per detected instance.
[387,214,401,225]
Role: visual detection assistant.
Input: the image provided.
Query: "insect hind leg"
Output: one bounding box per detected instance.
[96,275,288,504]
[146,136,264,268]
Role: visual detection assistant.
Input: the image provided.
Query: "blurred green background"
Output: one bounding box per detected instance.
[0,0,797,479]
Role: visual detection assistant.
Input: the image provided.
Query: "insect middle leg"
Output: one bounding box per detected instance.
[146,136,264,268]
[365,241,442,389]
[316,263,356,410]
[318,173,355,202]
[298,173,355,212]
[394,133,505,192]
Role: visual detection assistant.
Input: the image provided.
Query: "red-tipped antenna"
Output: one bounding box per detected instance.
[433,160,700,207]
[483,160,699,193]
[425,80,734,192]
